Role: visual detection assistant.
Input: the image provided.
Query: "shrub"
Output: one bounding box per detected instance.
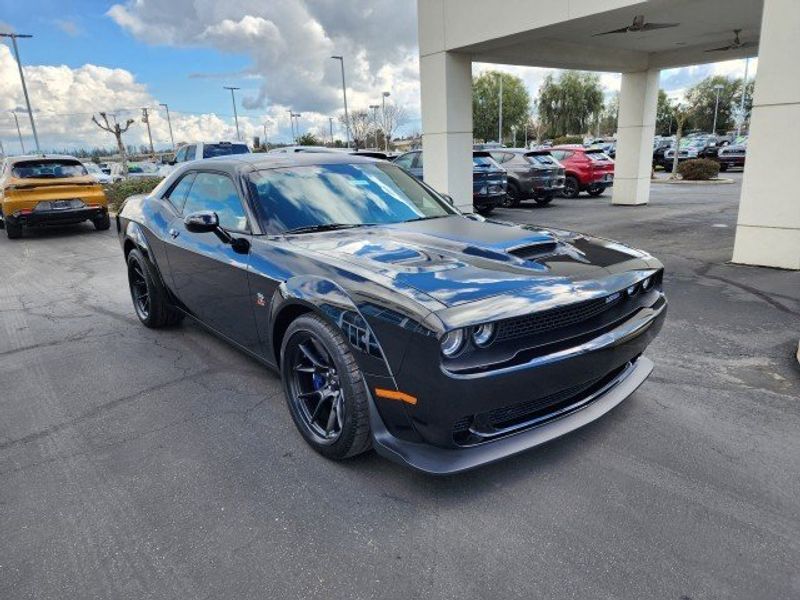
[677,158,720,181]
[552,135,584,146]
[104,177,162,212]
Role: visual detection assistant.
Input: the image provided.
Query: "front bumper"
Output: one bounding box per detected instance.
[8,206,107,227]
[370,294,666,474]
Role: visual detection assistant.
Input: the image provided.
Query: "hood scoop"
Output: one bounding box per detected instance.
[507,241,559,261]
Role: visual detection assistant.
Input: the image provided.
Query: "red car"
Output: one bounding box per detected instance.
[549,146,615,198]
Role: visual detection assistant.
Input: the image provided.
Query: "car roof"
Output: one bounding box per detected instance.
[181,151,383,172]
[7,154,81,164]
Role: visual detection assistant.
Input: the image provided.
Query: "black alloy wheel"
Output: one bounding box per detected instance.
[126,248,184,328]
[281,314,371,460]
[562,176,580,199]
[504,182,522,207]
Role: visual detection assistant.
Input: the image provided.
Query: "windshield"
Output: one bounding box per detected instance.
[202,143,250,159]
[11,159,88,179]
[247,162,456,234]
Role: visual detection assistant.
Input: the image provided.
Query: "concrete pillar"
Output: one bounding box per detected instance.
[420,51,474,211]
[732,0,800,269]
[612,68,660,206]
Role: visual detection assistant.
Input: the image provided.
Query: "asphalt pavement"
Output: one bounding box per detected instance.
[1,172,798,599]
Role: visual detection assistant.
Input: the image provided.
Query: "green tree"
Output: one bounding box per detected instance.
[472,71,531,144]
[597,92,619,136]
[536,72,604,138]
[296,132,320,146]
[684,75,744,134]
[656,89,677,136]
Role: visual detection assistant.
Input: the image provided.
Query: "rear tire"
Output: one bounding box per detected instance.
[127,248,183,328]
[475,206,494,216]
[718,162,728,172]
[5,217,22,239]
[562,176,580,199]
[534,193,554,206]
[504,182,522,207]
[281,314,372,460]
[93,212,111,231]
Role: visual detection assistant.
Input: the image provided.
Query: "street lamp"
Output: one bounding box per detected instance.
[328,117,334,145]
[159,103,175,150]
[330,56,351,148]
[381,91,391,151]
[498,75,503,145]
[292,113,302,142]
[10,111,25,153]
[1,32,41,153]
[262,122,269,150]
[737,58,750,137]
[369,104,380,149]
[712,83,724,135]
[223,86,241,140]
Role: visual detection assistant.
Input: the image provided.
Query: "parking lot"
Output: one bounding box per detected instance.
[1,172,798,599]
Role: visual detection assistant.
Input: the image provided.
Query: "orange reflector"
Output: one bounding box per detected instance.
[375,388,417,405]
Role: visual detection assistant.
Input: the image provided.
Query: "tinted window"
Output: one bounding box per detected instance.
[11,159,88,179]
[526,153,557,166]
[174,147,188,163]
[165,173,196,212]
[248,162,455,234]
[183,172,248,232]
[202,143,249,159]
[412,152,423,169]
[586,151,611,161]
[393,153,415,169]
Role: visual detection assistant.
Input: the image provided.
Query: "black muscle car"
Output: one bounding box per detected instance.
[117,153,666,474]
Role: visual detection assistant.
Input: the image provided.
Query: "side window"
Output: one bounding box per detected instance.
[412,152,424,169]
[164,172,196,213]
[183,145,197,161]
[182,172,249,232]
[393,153,415,169]
[174,146,188,163]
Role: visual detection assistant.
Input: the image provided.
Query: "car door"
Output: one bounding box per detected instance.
[164,170,259,350]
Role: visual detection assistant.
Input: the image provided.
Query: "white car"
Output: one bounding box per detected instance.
[84,162,114,184]
[158,141,250,177]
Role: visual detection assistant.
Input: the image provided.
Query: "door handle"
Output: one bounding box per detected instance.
[169,228,179,239]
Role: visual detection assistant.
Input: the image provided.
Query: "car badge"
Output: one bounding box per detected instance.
[255,293,266,307]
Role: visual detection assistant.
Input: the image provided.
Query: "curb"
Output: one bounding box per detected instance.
[650,177,735,185]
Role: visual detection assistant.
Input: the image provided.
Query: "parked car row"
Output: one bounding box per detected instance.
[653,133,747,171]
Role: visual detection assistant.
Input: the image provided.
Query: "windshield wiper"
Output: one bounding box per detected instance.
[284,223,366,235]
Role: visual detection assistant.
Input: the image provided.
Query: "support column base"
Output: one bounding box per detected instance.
[732,225,800,270]
[611,177,651,206]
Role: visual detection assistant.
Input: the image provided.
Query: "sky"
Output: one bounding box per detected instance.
[0,0,757,153]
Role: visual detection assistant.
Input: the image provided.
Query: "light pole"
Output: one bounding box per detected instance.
[10,111,25,153]
[159,103,175,150]
[498,74,503,145]
[287,110,295,142]
[511,125,517,148]
[262,122,269,150]
[712,83,724,135]
[369,104,380,149]
[330,56,351,148]
[292,113,302,142]
[141,107,155,156]
[224,86,241,140]
[329,117,334,145]
[737,58,750,137]
[1,32,41,153]
[381,91,391,151]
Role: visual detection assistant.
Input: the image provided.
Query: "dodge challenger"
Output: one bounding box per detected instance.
[117,153,666,474]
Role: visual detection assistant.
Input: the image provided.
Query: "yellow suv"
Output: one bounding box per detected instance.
[0,155,110,239]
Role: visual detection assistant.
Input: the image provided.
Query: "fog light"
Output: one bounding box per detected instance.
[472,323,496,348]
[440,329,465,357]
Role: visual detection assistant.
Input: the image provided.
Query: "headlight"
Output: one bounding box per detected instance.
[472,323,496,347]
[626,283,639,297]
[642,276,654,291]
[440,329,466,357]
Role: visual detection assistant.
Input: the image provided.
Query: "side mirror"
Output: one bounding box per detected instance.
[442,194,455,205]
[184,210,219,233]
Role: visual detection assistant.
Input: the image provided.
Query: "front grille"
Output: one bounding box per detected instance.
[495,294,622,343]
[452,363,631,445]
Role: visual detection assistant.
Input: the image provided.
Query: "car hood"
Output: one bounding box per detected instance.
[286,215,653,307]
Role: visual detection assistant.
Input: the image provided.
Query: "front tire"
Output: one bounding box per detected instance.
[562,176,580,199]
[504,182,522,207]
[127,248,183,328]
[587,185,606,197]
[281,314,371,460]
[534,192,554,206]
